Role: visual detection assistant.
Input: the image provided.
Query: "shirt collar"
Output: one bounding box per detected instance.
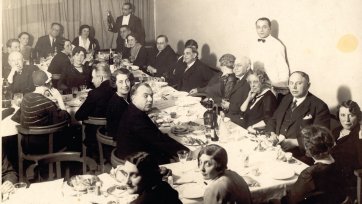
[314,155,335,165]
[236,74,245,81]
[186,60,196,68]
[293,93,308,106]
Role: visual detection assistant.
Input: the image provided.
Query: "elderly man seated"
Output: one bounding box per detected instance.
[266,71,330,165]
[6,51,37,94]
[146,35,177,79]
[115,82,189,164]
[198,144,252,204]
[189,53,236,105]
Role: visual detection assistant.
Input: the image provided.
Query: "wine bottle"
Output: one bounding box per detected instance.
[108,49,114,65]
[107,11,114,31]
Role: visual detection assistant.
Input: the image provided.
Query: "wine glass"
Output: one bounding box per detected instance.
[13,93,23,107]
[177,150,189,164]
[71,87,79,98]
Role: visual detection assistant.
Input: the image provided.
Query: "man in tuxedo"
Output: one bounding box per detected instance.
[222,56,251,124]
[267,71,330,164]
[175,46,216,92]
[109,3,145,45]
[34,22,63,58]
[250,17,290,101]
[75,63,115,156]
[146,35,177,79]
[116,25,131,54]
[115,83,189,164]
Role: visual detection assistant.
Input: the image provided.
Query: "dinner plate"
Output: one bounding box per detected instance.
[107,185,128,197]
[270,168,295,180]
[171,125,189,135]
[178,183,206,199]
[130,65,139,71]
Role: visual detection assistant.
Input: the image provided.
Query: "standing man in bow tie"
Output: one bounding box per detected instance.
[109,2,145,45]
[249,17,290,101]
[266,71,330,165]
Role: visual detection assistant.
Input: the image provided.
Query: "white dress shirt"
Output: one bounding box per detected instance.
[122,15,130,25]
[249,35,290,88]
[184,60,196,73]
[78,36,90,51]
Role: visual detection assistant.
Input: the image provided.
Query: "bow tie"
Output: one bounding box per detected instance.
[258,39,266,43]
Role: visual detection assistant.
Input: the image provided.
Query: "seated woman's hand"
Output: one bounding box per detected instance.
[189,88,198,95]
[1,181,14,199]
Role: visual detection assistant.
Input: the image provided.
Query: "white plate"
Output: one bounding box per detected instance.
[178,183,206,199]
[270,168,295,180]
[130,65,139,70]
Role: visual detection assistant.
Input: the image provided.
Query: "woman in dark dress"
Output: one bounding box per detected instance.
[58,46,92,92]
[238,69,277,132]
[331,100,362,199]
[284,125,346,204]
[122,152,182,204]
[106,68,135,139]
[122,33,147,69]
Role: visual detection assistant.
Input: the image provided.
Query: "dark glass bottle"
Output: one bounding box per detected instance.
[107,11,114,31]
[203,99,217,129]
[2,79,12,108]
[108,49,114,65]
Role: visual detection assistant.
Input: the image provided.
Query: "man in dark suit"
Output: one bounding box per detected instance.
[267,71,330,164]
[6,52,37,94]
[109,2,145,45]
[115,83,189,164]
[146,35,177,79]
[115,25,131,54]
[222,56,251,124]
[34,22,63,59]
[75,63,115,154]
[175,46,216,92]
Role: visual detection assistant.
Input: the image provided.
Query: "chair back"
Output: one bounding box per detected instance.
[27,152,97,182]
[83,117,107,126]
[96,127,116,173]
[110,149,125,168]
[355,169,362,204]
[17,120,70,181]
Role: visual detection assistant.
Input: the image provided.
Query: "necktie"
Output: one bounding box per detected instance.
[291,100,297,112]
[258,39,266,43]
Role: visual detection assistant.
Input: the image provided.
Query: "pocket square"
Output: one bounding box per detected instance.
[303,114,313,120]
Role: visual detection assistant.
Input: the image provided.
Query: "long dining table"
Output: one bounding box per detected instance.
[2,68,308,204]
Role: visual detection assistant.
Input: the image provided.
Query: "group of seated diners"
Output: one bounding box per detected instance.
[2,19,362,204]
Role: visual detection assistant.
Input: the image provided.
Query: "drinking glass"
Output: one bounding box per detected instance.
[14,182,27,194]
[79,85,87,92]
[72,87,79,98]
[177,150,189,164]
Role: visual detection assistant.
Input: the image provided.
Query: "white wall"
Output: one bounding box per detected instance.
[155,0,362,111]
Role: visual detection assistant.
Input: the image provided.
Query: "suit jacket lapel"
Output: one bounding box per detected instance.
[276,95,293,132]
[183,60,198,77]
[230,77,245,94]
[290,95,311,122]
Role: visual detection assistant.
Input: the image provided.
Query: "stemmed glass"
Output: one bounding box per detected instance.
[177,150,189,164]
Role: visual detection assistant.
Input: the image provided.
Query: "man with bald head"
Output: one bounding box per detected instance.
[266,71,330,164]
[222,56,251,124]
[115,83,188,164]
[7,51,37,94]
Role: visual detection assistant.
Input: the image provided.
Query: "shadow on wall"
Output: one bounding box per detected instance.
[271,20,290,69]
[176,40,184,56]
[330,85,353,115]
[200,44,217,69]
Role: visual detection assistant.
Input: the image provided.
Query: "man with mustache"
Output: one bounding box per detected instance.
[115,83,188,164]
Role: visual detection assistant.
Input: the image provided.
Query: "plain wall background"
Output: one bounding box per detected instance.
[155,0,362,113]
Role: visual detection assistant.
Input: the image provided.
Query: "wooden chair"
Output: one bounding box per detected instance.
[355,169,362,204]
[110,149,125,168]
[26,152,97,182]
[81,117,107,173]
[17,120,69,181]
[96,126,116,172]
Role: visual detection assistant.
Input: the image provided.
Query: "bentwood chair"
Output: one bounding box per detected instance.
[81,117,107,172]
[26,152,97,182]
[355,169,362,204]
[17,120,69,181]
[96,127,116,173]
[110,149,125,168]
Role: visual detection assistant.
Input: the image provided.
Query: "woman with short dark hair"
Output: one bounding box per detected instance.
[284,125,346,204]
[106,68,135,139]
[72,24,100,53]
[331,100,362,199]
[123,152,182,204]
[122,33,147,68]
[198,144,251,204]
[58,46,92,92]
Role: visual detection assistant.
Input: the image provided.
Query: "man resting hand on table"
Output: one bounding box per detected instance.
[115,82,189,164]
[266,71,330,165]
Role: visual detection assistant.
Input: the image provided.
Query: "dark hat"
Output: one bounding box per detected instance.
[32,70,48,86]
